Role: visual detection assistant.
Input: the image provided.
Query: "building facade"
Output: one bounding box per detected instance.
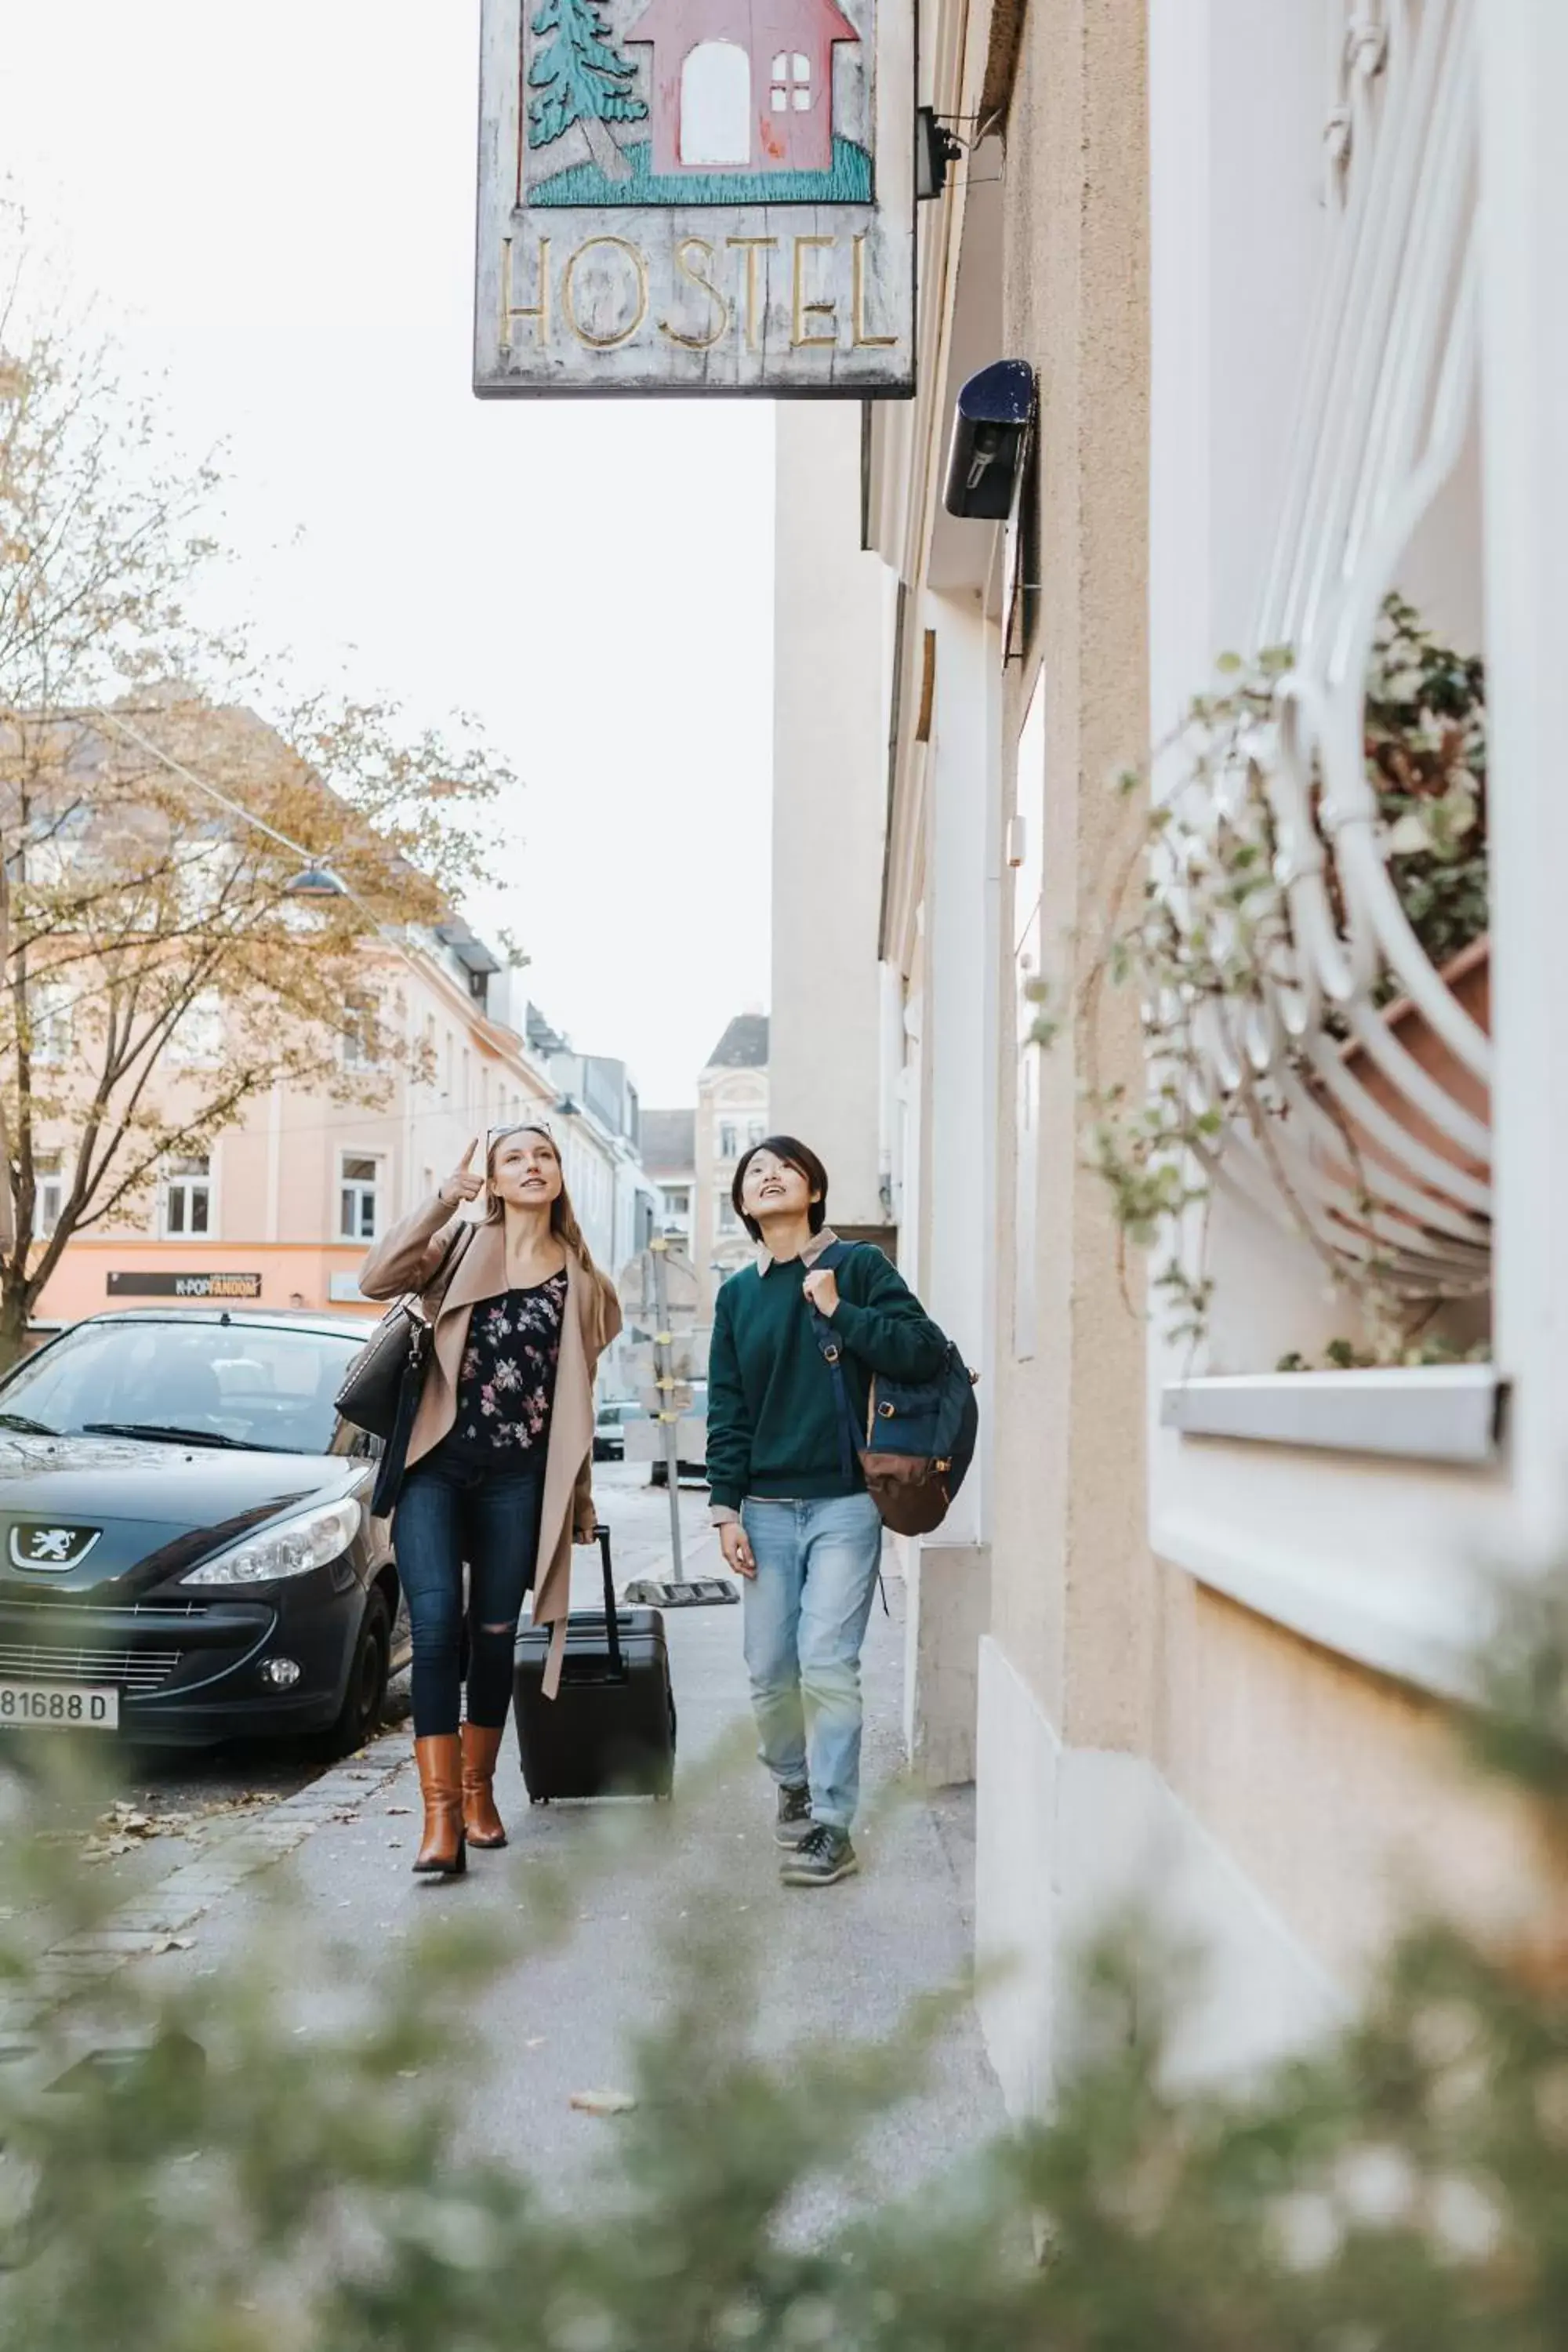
[641,1107,698,1250]
[694,1012,769,1320]
[33,923,556,1329]
[777,0,1566,2111]
[771,406,900,1258]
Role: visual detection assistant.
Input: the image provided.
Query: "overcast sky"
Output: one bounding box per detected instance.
[0,0,774,1105]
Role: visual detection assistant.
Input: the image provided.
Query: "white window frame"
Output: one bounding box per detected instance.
[770,49,811,111]
[32,1152,64,1240]
[28,984,72,1069]
[162,1153,214,1240]
[338,1151,383,1243]
[168,989,224,1069]
[341,991,383,1073]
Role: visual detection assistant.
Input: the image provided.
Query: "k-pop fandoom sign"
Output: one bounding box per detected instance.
[474,0,914,395]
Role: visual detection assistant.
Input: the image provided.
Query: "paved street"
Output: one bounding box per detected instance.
[10,1461,1003,2207]
[14,1463,719,1896]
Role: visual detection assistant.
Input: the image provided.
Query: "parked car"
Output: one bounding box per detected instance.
[0,1308,406,1755]
[593,1399,644,1462]
[650,1381,708,1486]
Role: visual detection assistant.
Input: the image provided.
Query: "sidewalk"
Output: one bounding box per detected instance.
[22,1519,1004,2205]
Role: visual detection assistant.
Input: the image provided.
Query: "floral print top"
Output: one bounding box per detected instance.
[446,1271,569,1465]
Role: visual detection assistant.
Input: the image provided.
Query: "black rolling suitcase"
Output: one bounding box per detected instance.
[513,1524,676,1802]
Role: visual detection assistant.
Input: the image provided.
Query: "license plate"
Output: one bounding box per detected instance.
[0,1681,120,1730]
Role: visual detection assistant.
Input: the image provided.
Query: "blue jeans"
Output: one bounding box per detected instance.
[740,1493,884,1833]
[394,1452,542,1737]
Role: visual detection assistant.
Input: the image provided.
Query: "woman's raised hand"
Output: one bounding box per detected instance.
[437,1138,484,1207]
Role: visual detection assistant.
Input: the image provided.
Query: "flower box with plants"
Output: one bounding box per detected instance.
[1032,594,1491,1375]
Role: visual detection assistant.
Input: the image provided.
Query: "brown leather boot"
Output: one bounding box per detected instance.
[412,1733,466,1875]
[460,1722,508,1849]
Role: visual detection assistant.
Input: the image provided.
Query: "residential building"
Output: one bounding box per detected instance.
[34,921,555,1324]
[694,1012,768,1319]
[641,1108,697,1248]
[776,0,1563,2116]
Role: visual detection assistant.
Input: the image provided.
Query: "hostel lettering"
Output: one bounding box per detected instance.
[476,0,913,393]
[500,229,896,355]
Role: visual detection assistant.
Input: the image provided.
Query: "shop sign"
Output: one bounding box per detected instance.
[106,1272,263,1301]
[474,0,914,394]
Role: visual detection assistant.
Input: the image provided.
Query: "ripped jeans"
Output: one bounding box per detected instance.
[394,1452,542,1737]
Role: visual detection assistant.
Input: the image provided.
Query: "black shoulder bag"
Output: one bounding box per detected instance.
[336,1220,474,1517]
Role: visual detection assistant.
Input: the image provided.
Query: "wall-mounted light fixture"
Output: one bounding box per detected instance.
[942,358,1036,520]
[916,105,966,201]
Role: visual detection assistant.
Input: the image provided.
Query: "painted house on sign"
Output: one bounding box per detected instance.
[627,0,858,177]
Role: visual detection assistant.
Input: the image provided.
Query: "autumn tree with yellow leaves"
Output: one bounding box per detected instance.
[0,209,518,1359]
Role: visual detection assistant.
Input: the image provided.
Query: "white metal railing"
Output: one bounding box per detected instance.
[1191,0,1488,1302]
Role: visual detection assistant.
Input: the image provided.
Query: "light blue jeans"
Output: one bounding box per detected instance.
[740,1493,884,1833]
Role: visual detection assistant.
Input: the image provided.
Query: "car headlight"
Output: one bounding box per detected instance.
[182,1498,362,1587]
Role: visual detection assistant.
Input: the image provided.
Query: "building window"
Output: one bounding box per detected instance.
[747,1119,767,1147]
[169,990,223,1068]
[719,1122,739,1160]
[770,50,811,111]
[164,1155,212,1238]
[662,1185,691,1219]
[32,1153,64,1240]
[339,1154,381,1242]
[29,985,71,1067]
[342,991,380,1072]
[445,1033,455,1098]
[717,1199,741,1234]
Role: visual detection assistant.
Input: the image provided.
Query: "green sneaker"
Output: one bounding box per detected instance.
[775,1783,815,1848]
[779,1824,859,1887]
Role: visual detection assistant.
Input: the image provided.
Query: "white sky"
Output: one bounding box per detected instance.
[0,0,775,1106]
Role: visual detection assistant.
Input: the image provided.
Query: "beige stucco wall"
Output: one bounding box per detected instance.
[975,0,1560,2005]
[770,406,890,1232]
[1157,1575,1566,1980]
[986,0,1156,1752]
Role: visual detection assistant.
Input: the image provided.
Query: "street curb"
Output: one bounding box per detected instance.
[2,1730,410,2038]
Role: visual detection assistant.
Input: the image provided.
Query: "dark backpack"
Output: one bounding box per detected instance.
[808,1242,980,1538]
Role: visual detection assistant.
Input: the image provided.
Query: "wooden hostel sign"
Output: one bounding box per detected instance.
[474,0,914,394]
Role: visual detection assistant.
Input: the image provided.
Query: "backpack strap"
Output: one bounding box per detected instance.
[805,1241,890,1617]
[805,1240,859,1490]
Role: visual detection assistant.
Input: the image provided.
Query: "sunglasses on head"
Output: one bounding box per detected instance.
[486,1120,555,1147]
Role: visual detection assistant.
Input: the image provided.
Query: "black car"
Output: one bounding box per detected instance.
[0,1308,406,1755]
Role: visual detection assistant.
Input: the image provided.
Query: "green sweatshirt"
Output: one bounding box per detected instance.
[706,1235,948,1512]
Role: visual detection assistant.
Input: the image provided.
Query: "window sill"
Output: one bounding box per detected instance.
[1160,1365,1504,1466]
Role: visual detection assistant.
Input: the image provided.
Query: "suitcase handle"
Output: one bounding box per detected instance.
[593,1523,624,1676]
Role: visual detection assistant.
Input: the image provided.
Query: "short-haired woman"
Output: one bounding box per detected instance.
[360,1126,621,1877]
[706,1135,946,1887]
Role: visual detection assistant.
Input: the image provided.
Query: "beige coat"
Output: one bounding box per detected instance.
[358,1193,622,1696]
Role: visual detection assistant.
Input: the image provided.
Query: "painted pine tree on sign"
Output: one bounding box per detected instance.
[528,0,646,181]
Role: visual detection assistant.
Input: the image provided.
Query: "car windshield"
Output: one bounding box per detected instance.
[0,1321,366,1456]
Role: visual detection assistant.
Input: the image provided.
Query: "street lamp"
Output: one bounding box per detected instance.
[283,865,348,900]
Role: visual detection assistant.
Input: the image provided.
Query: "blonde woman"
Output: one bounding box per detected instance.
[359,1126,622,1876]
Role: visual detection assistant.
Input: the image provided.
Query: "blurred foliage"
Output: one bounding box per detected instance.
[1,1570,1567,2346]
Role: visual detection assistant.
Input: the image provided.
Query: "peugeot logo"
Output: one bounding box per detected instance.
[8,1524,103,1572]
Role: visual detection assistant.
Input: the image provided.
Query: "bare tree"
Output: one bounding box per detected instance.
[0,207,520,1360]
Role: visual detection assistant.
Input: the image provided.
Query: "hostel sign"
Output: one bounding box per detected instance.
[474,0,914,394]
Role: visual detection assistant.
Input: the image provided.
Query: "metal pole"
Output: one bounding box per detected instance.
[649,1236,684,1579]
